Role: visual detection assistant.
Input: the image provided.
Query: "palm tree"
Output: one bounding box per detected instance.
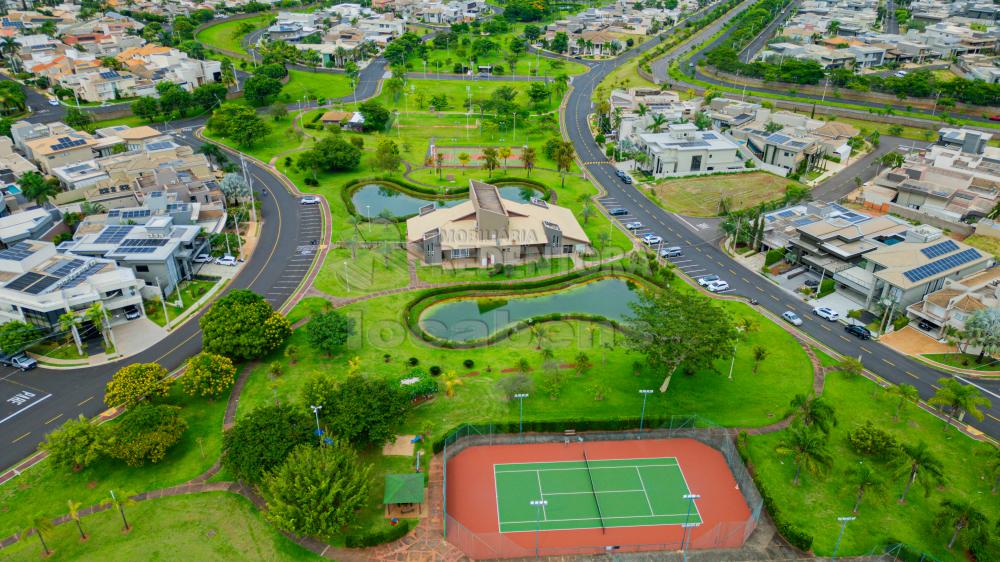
[888,383,919,421]
[929,377,992,425]
[67,499,87,540]
[106,490,136,531]
[540,347,554,362]
[580,201,595,224]
[59,311,83,356]
[0,36,20,73]
[646,113,668,133]
[574,352,592,377]
[751,345,768,374]
[529,323,549,349]
[498,146,512,168]
[898,441,944,503]
[84,302,109,348]
[20,515,53,556]
[848,462,884,514]
[775,423,832,485]
[435,152,445,177]
[636,103,649,117]
[346,235,359,260]
[790,393,837,435]
[935,499,987,550]
[554,141,574,187]
[522,146,536,177]
[443,371,463,397]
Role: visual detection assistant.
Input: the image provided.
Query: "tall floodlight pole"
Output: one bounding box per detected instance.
[682,493,701,562]
[310,404,323,444]
[529,499,548,560]
[514,393,529,441]
[831,516,856,560]
[638,389,653,437]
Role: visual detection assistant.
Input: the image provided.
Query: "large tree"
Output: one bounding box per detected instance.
[182,352,237,398]
[790,393,837,434]
[40,414,104,471]
[963,307,1000,362]
[358,101,390,132]
[935,499,988,550]
[262,443,372,537]
[372,138,402,173]
[898,440,944,503]
[208,104,270,148]
[775,422,833,485]
[17,171,58,207]
[243,75,283,107]
[301,373,409,448]
[222,403,314,484]
[625,290,737,392]
[929,377,992,425]
[313,136,362,171]
[200,289,291,360]
[306,311,355,356]
[0,320,38,354]
[103,362,171,408]
[103,404,188,467]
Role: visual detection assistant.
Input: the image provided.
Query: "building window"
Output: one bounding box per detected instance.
[563,245,573,254]
[451,248,471,259]
[135,265,149,272]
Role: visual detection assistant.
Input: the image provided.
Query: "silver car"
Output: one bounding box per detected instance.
[782,311,803,326]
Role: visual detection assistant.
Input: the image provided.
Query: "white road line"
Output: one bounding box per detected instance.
[0,394,53,424]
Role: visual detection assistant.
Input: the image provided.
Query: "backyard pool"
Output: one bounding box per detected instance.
[352,183,543,218]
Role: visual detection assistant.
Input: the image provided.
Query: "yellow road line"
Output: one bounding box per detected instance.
[12,432,30,444]
[77,396,93,407]
[883,359,896,367]
[45,414,62,425]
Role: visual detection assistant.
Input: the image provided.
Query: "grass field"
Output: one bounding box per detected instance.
[145,279,220,327]
[373,78,562,114]
[649,171,802,217]
[282,69,354,103]
[195,15,273,54]
[0,493,321,561]
[921,352,1000,371]
[963,234,1000,259]
[313,247,410,297]
[495,457,698,532]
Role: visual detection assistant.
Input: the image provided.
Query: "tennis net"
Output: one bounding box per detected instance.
[581,449,606,533]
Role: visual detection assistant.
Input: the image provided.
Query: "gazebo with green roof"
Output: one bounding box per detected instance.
[383,473,425,516]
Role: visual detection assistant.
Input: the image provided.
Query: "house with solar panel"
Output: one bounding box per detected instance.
[66,68,157,103]
[632,123,746,177]
[22,130,122,176]
[0,240,144,331]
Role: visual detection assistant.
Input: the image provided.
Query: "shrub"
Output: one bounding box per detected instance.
[462,359,474,368]
[104,363,170,407]
[399,369,438,401]
[222,403,313,484]
[495,373,534,400]
[429,365,442,376]
[40,414,105,471]
[301,373,409,447]
[764,248,785,268]
[407,357,419,366]
[182,352,237,398]
[892,315,909,331]
[103,404,188,467]
[818,278,835,298]
[345,519,412,547]
[846,421,901,460]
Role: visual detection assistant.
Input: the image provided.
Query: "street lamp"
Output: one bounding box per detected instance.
[365,204,371,233]
[514,393,529,440]
[681,492,701,562]
[529,499,548,559]
[831,516,856,560]
[310,404,323,444]
[638,389,653,437]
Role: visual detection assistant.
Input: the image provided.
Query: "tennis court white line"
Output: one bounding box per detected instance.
[501,511,694,525]
[535,470,548,520]
[675,463,704,524]
[541,489,647,496]
[497,464,678,475]
[635,467,656,517]
[494,456,679,469]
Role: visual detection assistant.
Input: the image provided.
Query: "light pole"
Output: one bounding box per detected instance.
[514,393,529,440]
[366,204,371,233]
[529,499,548,559]
[681,492,700,562]
[638,389,653,437]
[831,516,855,560]
[310,404,323,444]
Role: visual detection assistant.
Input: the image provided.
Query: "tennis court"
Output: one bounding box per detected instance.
[494,456,701,533]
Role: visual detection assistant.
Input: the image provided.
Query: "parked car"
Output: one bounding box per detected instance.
[918,319,935,331]
[609,208,629,216]
[660,246,683,258]
[0,353,37,371]
[697,274,720,287]
[625,221,643,230]
[990,115,1000,122]
[782,311,803,326]
[642,234,662,246]
[706,280,729,292]
[615,169,627,178]
[193,254,213,263]
[124,305,141,320]
[215,255,238,266]
[845,324,872,340]
[301,196,321,205]
[803,279,819,288]
[894,70,908,78]
[813,307,840,321]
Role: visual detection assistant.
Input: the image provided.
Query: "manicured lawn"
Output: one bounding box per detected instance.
[195,14,273,55]
[145,279,221,327]
[0,387,226,539]
[416,256,576,284]
[28,339,87,361]
[649,171,804,217]
[963,234,1000,260]
[922,352,1000,371]
[0,492,322,561]
[747,371,999,560]
[282,70,354,103]
[313,248,411,297]
[373,78,561,113]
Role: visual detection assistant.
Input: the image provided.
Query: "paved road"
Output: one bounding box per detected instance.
[885,0,899,35]
[564,3,1000,439]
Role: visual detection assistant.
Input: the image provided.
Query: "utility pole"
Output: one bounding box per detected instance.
[638,389,653,436]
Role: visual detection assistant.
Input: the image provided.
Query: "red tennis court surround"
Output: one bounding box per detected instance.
[445,438,754,559]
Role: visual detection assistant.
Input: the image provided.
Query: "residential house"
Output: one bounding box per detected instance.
[22,130,121,175]
[906,266,1000,335]
[117,45,222,91]
[0,209,57,246]
[632,123,746,177]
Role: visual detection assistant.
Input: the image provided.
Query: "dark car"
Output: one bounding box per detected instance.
[918,320,935,331]
[609,208,629,216]
[622,175,633,184]
[804,279,819,288]
[845,324,872,340]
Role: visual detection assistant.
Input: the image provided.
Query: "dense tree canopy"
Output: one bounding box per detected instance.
[0,320,38,354]
[40,415,104,471]
[301,373,409,448]
[200,289,291,360]
[103,404,187,467]
[358,101,390,132]
[243,75,283,106]
[182,352,237,398]
[104,362,171,408]
[306,311,355,356]
[207,104,271,147]
[222,403,314,484]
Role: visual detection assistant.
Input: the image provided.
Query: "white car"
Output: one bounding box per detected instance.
[782,311,803,326]
[193,254,213,263]
[660,246,683,258]
[697,274,720,287]
[813,307,840,321]
[625,221,643,230]
[642,234,662,246]
[47,98,59,106]
[301,196,321,205]
[215,255,238,266]
[706,280,729,293]
[894,70,907,78]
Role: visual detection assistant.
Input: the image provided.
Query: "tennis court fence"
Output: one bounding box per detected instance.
[439,416,764,559]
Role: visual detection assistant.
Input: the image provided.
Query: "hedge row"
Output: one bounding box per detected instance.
[735,442,814,552]
[763,248,785,268]
[344,518,413,548]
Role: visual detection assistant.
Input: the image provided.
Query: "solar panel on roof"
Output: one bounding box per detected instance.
[119,238,168,248]
[921,240,959,258]
[120,209,151,219]
[24,275,59,294]
[903,248,982,283]
[62,263,106,288]
[114,246,157,254]
[45,259,84,278]
[94,225,134,244]
[769,134,790,144]
[4,272,43,291]
[777,210,796,218]
[0,242,36,262]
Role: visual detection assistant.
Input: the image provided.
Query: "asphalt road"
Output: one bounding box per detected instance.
[564,4,1000,438]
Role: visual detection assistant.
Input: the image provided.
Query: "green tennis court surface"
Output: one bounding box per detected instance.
[494,457,702,533]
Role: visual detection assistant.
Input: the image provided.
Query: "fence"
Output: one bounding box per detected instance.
[439,416,764,559]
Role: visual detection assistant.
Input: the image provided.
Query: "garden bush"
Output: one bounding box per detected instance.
[818,278,835,298]
[846,421,901,460]
[429,365,442,376]
[463,359,474,368]
[345,519,413,547]
[892,315,909,331]
[407,357,419,366]
[763,248,785,268]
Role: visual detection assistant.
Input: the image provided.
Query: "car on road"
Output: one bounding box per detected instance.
[781,311,803,326]
[660,246,683,258]
[625,221,643,230]
[215,255,238,266]
[894,70,908,78]
[845,324,872,340]
[813,307,840,321]
[706,280,729,292]
[47,98,59,106]
[615,169,627,178]
[193,253,213,263]
[642,234,662,246]
[0,352,37,371]
[621,174,633,184]
[697,274,720,287]
[609,208,629,216]
[301,196,321,205]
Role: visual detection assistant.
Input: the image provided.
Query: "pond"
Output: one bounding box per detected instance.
[351,183,543,218]
[419,277,641,341]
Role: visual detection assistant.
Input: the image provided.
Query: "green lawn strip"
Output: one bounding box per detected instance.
[373,78,561,114]
[920,352,1000,372]
[314,248,411,298]
[416,256,575,284]
[28,339,87,361]
[144,279,219,328]
[282,70,354,103]
[0,492,322,561]
[813,347,840,368]
[195,15,273,55]
[0,387,225,539]
[963,234,1000,260]
[746,372,999,559]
